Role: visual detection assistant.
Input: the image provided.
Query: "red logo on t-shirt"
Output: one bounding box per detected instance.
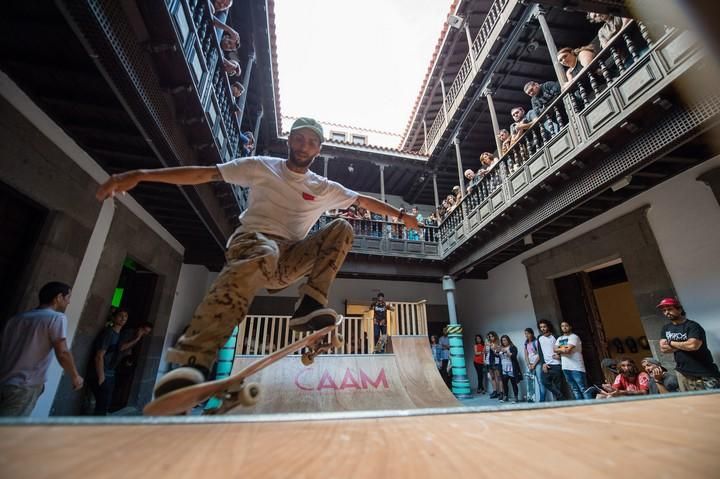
[302,192,315,201]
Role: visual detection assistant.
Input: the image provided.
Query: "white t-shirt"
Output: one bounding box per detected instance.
[556,333,586,372]
[538,334,560,366]
[218,157,359,241]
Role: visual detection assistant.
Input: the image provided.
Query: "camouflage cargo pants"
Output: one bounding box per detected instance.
[675,370,720,391]
[166,218,354,369]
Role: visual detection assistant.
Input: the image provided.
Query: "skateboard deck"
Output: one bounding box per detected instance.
[144,314,344,416]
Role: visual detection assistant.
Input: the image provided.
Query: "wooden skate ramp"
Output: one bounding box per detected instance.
[227,335,459,413]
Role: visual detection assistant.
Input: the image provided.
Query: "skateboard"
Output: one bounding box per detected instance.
[525,372,537,402]
[373,333,387,354]
[143,314,344,416]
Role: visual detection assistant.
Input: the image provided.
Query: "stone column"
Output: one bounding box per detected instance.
[536,8,567,86]
[432,173,440,212]
[379,164,386,202]
[453,137,466,194]
[485,88,503,155]
[323,156,329,178]
[236,51,256,125]
[442,275,472,398]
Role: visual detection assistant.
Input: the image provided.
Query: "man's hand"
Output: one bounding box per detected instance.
[650,366,664,382]
[542,364,549,373]
[135,328,149,339]
[659,338,673,353]
[98,374,106,386]
[72,375,84,391]
[225,27,240,44]
[96,171,141,201]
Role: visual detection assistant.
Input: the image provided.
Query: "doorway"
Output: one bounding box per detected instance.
[108,257,158,412]
[0,182,48,324]
[554,261,649,385]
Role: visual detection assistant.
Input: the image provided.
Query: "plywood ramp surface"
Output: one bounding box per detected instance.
[228,335,458,413]
[2,394,718,478]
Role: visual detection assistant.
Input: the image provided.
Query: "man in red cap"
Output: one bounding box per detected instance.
[658,298,720,391]
[96,117,420,397]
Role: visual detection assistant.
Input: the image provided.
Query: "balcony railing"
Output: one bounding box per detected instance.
[312,214,441,258]
[234,301,429,356]
[437,20,709,257]
[423,0,515,155]
[167,0,241,162]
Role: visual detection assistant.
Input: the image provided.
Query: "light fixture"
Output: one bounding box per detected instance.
[447,14,464,29]
[611,175,632,192]
[347,163,354,173]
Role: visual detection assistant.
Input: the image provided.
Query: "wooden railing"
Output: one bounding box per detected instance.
[234,300,429,356]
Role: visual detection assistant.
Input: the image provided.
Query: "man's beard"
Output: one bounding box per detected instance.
[288,149,316,170]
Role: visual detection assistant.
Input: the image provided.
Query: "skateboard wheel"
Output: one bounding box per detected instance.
[301,352,314,366]
[238,382,260,406]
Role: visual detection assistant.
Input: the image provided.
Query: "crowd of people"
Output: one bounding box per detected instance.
[469,298,719,404]
[321,204,437,242]
[212,0,256,157]
[433,11,634,224]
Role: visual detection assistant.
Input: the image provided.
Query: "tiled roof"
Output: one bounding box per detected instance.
[267,0,283,137]
[284,115,402,138]
[399,0,462,149]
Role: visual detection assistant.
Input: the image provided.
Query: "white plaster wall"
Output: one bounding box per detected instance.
[456,156,720,391]
[157,264,212,376]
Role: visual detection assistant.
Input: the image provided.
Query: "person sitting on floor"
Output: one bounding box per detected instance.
[641,357,679,394]
[596,358,649,398]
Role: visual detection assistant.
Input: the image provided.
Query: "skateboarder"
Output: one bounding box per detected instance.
[367,293,394,353]
[96,117,419,397]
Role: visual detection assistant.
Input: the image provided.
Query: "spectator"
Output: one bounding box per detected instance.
[430,335,443,371]
[524,327,545,402]
[555,321,592,400]
[473,335,487,394]
[452,186,462,204]
[486,331,504,399]
[596,358,649,398]
[537,319,567,401]
[223,58,241,77]
[116,321,153,367]
[89,308,130,415]
[557,46,596,84]
[464,169,477,193]
[0,282,83,417]
[497,129,511,156]
[426,211,438,226]
[478,152,497,174]
[509,106,533,143]
[658,298,720,391]
[241,131,255,156]
[367,293,395,353]
[439,328,451,387]
[524,80,561,135]
[220,32,240,53]
[499,335,522,403]
[641,357,679,394]
[407,207,421,240]
[587,12,632,50]
[211,0,240,44]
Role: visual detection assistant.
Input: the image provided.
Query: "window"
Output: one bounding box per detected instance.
[331,131,346,142]
[351,135,367,145]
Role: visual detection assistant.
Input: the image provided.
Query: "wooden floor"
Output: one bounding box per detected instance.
[2,394,718,478]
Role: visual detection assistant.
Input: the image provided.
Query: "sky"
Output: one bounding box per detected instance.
[273,0,451,135]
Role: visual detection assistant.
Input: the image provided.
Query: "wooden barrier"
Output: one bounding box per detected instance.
[235,300,429,356]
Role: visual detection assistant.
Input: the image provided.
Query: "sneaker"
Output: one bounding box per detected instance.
[289,296,337,332]
[489,391,498,399]
[511,399,517,404]
[498,394,505,402]
[153,365,208,399]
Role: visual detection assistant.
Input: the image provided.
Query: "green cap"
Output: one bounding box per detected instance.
[290,117,324,143]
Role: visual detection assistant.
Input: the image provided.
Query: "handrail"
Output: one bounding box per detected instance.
[423,0,512,155]
[234,300,429,356]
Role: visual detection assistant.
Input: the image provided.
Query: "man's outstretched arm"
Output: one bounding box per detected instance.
[355,194,419,230]
[96,166,222,201]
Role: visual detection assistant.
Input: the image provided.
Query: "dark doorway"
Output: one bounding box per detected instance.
[0,182,48,325]
[554,261,648,386]
[109,258,158,412]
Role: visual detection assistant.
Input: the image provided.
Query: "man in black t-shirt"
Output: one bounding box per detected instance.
[367,293,394,353]
[658,298,720,391]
